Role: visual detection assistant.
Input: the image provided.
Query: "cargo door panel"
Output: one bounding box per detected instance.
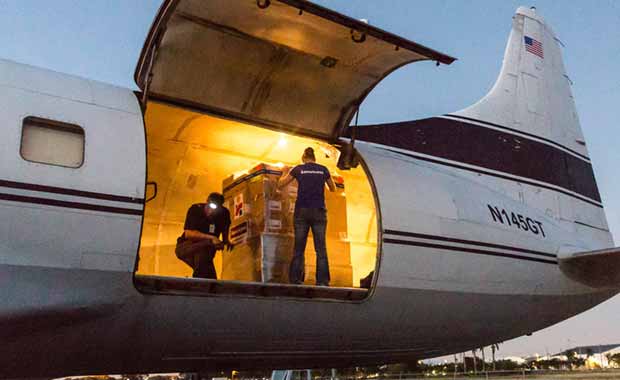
[136,0,455,140]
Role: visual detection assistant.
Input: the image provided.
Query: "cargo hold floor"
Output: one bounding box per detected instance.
[135,275,368,301]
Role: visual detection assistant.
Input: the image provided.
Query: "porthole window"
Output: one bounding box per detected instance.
[20,116,84,168]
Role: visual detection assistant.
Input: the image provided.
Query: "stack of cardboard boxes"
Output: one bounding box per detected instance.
[221,163,352,287]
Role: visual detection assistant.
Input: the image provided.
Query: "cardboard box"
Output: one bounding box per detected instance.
[324,191,348,239]
[304,236,351,267]
[223,163,297,239]
[222,234,295,283]
[222,233,352,286]
[221,163,353,287]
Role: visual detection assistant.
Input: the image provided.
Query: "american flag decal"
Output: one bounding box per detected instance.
[524,36,544,58]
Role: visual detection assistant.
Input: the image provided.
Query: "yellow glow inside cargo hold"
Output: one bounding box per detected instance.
[137,102,378,294]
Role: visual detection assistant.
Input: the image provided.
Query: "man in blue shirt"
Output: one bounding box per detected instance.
[278,147,336,286]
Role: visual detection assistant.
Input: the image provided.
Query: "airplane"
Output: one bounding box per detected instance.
[1,1,619,378]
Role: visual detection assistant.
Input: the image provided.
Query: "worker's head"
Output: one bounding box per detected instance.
[302,147,316,163]
[206,192,225,215]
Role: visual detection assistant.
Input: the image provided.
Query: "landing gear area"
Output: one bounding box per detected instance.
[135,102,379,300]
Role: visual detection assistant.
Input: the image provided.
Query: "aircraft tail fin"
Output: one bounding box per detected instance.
[447,7,588,158]
[559,248,620,289]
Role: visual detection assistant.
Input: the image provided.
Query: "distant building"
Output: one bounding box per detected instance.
[524,354,571,370]
[556,344,620,368]
[502,356,526,365]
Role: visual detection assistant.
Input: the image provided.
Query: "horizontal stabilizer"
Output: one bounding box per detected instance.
[559,247,620,289]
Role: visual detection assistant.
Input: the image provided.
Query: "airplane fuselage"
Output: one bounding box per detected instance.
[1,2,618,378]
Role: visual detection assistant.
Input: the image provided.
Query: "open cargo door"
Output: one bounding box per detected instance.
[135,0,455,140]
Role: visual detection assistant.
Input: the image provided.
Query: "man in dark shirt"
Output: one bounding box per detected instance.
[278,147,336,286]
[176,192,232,279]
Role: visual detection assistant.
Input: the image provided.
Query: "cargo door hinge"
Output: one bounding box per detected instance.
[140,39,160,111]
[337,104,360,170]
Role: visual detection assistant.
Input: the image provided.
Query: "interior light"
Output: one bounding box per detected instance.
[208,202,218,209]
[277,135,287,147]
[274,162,285,168]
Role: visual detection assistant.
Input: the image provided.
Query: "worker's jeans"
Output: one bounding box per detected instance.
[193,247,217,279]
[289,207,330,285]
[175,239,217,279]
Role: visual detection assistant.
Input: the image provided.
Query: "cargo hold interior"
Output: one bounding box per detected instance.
[135,101,379,300]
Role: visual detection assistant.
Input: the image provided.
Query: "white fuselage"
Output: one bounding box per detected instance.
[0,57,616,378]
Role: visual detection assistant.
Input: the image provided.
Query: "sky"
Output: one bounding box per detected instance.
[0,0,618,360]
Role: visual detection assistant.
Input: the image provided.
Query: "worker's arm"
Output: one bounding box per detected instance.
[326,177,336,192]
[222,219,234,251]
[184,230,222,245]
[277,168,295,189]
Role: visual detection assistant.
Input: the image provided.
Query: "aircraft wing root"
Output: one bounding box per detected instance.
[559,247,620,289]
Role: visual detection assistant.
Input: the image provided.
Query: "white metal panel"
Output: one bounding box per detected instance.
[0,201,140,270]
[0,59,140,114]
[360,140,604,296]
[0,84,144,197]
[361,144,458,226]
[0,61,145,271]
